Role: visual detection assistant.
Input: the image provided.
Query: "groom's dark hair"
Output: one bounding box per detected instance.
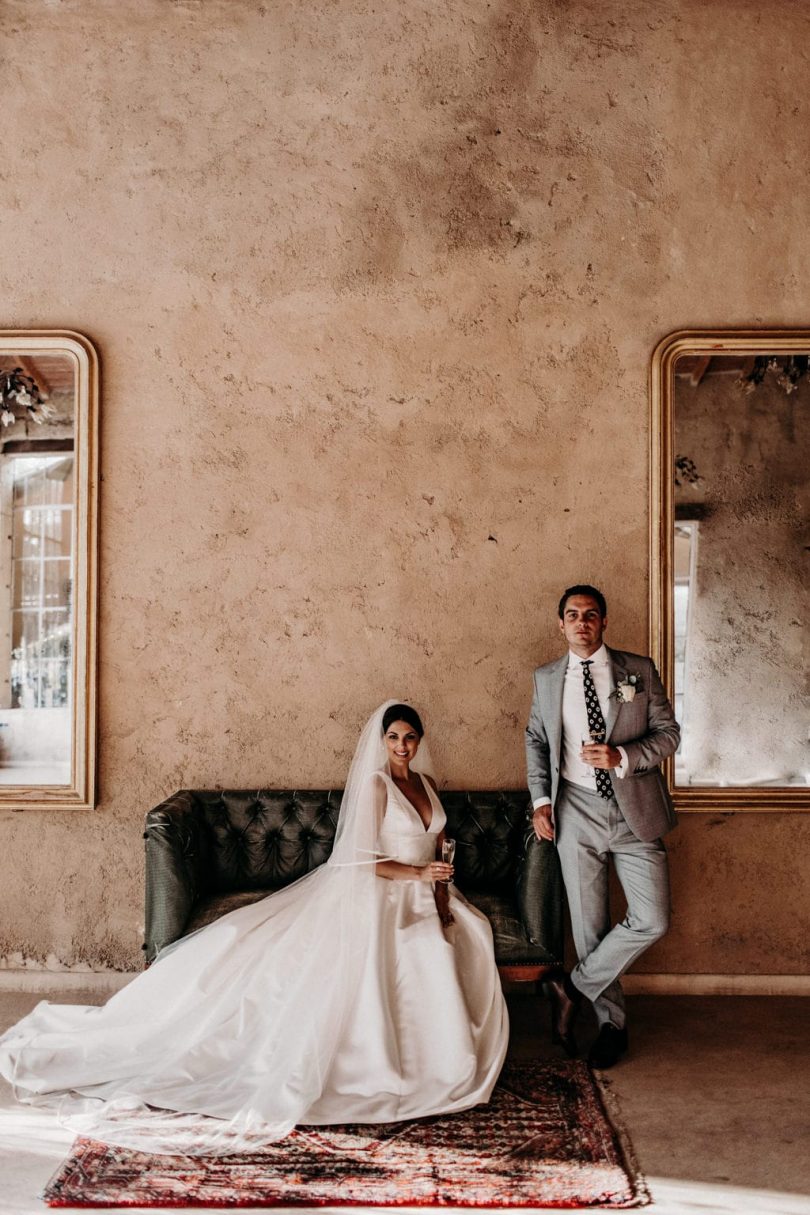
[382,703,424,737]
[558,584,607,619]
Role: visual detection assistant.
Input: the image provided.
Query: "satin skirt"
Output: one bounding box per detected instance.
[305,877,508,1124]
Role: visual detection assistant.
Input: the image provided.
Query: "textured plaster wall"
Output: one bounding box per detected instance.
[675,370,808,785]
[0,0,808,975]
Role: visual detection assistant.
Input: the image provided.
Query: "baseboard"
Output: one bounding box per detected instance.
[623,973,810,996]
[0,968,807,998]
[0,969,137,994]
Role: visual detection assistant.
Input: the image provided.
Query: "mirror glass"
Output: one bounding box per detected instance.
[670,349,808,790]
[675,352,806,787]
[0,334,97,808]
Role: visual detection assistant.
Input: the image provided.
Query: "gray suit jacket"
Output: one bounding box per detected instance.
[525,647,680,843]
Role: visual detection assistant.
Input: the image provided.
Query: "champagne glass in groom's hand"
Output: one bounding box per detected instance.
[581,729,605,775]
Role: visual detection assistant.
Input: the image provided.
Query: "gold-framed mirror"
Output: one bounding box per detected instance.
[651,329,809,811]
[0,331,98,809]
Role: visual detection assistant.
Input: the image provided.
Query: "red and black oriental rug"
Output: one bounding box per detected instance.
[42,1061,645,1208]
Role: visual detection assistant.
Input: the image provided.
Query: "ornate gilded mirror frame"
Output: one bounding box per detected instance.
[0,330,98,809]
[651,328,810,812]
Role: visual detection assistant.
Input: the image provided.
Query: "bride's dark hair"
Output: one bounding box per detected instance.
[381,703,424,737]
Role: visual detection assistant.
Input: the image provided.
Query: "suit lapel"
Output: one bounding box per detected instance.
[604,647,626,740]
[545,654,568,763]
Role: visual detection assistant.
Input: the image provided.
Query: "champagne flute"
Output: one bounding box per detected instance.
[440,838,456,883]
[581,729,605,776]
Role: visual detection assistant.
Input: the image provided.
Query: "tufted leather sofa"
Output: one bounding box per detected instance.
[143,789,564,982]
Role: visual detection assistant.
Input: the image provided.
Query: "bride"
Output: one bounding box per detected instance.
[0,701,509,1154]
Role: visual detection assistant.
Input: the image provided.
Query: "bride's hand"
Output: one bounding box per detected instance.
[420,861,453,882]
[433,878,455,926]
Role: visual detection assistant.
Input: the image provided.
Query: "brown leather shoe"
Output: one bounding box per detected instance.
[587,1024,628,1069]
[545,969,583,1058]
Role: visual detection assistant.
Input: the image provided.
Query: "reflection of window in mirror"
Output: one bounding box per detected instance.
[673,520,697,785]
[0,352,75,787]
[0,332,96,809]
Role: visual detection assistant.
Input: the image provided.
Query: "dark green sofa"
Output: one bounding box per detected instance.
[143,789,564,982]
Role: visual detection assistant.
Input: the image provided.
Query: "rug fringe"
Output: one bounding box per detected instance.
[592,1071,652,1209]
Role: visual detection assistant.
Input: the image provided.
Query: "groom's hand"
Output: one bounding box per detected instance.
[581,743,622,770]
[532,805,554,841]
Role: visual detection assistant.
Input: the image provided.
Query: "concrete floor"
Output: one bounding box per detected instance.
[0,989,808,1214]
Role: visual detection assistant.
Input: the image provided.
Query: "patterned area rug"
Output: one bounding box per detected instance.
[42,1061,644,1208]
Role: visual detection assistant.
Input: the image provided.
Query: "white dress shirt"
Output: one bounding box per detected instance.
[533,644,629,810]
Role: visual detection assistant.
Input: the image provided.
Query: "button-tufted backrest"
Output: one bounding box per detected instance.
[188,788,530,896]
[442,792,530,893]
[192,790,341,893]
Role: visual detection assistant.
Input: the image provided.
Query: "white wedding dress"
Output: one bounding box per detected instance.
[302,772,507,1125]
[0,716,508,1155]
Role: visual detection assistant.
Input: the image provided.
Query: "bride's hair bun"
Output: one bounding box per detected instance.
[381,703,424,737]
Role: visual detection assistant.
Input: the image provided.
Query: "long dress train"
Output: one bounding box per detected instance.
[0,769,508,1154]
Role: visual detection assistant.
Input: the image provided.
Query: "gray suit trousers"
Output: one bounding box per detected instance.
[555,780,670,1029]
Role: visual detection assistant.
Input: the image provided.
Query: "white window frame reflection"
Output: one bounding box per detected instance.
[10,454,74,711]
[673,520,698,784]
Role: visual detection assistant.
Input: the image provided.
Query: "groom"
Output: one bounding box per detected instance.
[525,585,680,1068]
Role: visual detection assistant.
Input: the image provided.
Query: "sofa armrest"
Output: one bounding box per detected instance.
[515,828,564,964]
[143,790,209,964]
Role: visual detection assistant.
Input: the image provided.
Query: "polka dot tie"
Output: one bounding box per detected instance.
[581,660,613,800]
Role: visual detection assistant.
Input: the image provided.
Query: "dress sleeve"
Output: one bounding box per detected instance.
[369,771,388,843]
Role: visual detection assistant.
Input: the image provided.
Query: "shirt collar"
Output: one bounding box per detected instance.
[567,643,609,670]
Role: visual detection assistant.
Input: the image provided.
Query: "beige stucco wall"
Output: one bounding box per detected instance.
[0,0,808,975]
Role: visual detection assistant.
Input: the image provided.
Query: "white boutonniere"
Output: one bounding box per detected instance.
[612,674,642,703]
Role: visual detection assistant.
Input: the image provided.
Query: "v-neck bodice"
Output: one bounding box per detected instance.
[377,771,446,866]
[389,772,434,832]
